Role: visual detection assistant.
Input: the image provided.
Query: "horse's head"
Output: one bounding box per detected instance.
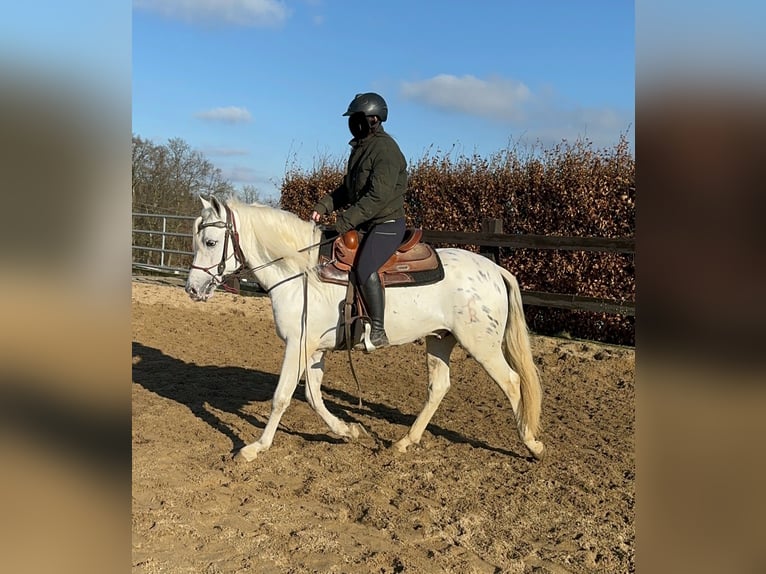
[185,196,244,301]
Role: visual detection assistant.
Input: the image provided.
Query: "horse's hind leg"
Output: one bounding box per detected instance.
[470,347,545,459]
[304,350,363,440]
[393,334,456,453]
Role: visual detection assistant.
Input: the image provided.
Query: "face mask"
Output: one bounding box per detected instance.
[348,112,371,139]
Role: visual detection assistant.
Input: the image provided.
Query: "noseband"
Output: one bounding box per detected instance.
[190,203,246,279]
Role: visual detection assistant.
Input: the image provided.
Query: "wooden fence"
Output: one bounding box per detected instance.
[423,219,635,316]
[132,214,635,316]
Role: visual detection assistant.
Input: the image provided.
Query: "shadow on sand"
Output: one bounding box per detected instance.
[132,341,524,458]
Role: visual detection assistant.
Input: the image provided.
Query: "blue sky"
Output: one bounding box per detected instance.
[133,1,635,200]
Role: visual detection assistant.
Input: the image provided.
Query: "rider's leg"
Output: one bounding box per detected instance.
[358,270,388,347]
[354,218,405,349]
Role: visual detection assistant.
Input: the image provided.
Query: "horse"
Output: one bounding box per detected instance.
[185,196,545,462]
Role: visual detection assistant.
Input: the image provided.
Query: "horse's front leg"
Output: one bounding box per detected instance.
[304,350,364,440]
[237,339,305,461]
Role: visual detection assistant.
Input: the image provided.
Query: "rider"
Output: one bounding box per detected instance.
[310,92,407,349]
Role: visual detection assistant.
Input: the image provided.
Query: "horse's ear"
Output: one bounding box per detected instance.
[209,195,225,218]
[199,195,212,211]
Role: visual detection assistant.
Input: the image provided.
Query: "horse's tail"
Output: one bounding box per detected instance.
[499,268,543,437]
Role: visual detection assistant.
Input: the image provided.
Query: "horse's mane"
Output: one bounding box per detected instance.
[227,199,321,274]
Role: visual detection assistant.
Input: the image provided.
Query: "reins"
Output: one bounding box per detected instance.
[344,281,364,407]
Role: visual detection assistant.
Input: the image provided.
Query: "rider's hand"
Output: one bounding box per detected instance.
[310,210,322,223]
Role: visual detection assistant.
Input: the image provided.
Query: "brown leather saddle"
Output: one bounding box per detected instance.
[317,228,444,287]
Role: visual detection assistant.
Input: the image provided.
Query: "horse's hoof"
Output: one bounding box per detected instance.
[527,441,546,461]
[235,448,258,462]
[392,438,412,453]
[348,422,368,439]
[232,451,249,463]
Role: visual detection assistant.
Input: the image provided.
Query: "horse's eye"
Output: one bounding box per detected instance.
[205,240,217,248]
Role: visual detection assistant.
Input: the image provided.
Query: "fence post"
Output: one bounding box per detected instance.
[160,216,167,268]
[480,218,503,263]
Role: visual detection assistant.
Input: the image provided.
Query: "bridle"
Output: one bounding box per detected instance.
[190,202,247,280]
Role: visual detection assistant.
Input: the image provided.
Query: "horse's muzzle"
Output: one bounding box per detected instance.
[185,280,215,301]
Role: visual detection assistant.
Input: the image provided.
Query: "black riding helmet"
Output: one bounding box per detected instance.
[343,92,388,122]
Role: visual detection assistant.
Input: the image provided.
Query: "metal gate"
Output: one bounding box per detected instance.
[132,212,195,276]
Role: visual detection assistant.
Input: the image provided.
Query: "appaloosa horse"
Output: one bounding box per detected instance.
[185,197,544,462]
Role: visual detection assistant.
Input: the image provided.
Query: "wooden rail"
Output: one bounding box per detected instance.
[131,213,635,316]
[421,230,634,253]
[521,291,634,316]
[422,219,634,316]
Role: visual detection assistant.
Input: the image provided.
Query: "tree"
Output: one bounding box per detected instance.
[132,134,235,269]
[236,184,280,207]
[237,184,261,204]
[132,134,234,215]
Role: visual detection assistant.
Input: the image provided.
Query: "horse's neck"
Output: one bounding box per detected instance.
[239,213,319,293]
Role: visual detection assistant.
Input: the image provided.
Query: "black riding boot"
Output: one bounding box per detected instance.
[359,271,389,348]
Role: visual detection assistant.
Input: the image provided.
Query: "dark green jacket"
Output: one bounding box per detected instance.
[314,126,407,232]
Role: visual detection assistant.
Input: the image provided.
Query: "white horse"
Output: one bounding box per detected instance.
[185,196,545,462]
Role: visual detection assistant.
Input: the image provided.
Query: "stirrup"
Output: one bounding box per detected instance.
[354,322,388,353]
[361,323,389,353]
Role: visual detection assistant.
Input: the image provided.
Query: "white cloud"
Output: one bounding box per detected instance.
[401,73,633,149]
[223,164,281,196]
[530,104,634,148]
[133,0,290,27]
[194,106,252,124]
[224,165,260,183]
[401,74,532,121]
[201,146,250,157]
[575,107,625,131]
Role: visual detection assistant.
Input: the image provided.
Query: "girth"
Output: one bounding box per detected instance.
[317,228,444,287]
